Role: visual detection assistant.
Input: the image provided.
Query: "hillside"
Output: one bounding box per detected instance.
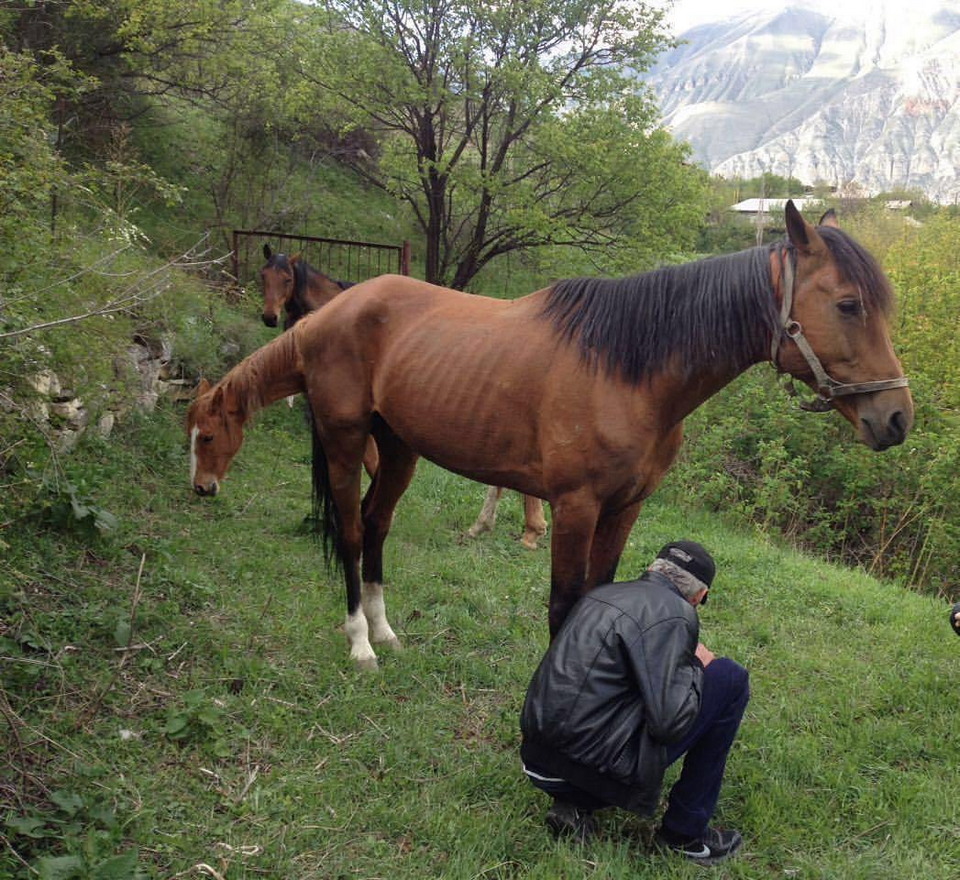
[646,1,960,201]
[4,5,960,871]
[2,394,959,878]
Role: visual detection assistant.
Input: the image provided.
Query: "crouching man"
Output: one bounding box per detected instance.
[520,541,749,866]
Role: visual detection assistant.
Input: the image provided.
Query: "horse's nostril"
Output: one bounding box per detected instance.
[890,410,907,442]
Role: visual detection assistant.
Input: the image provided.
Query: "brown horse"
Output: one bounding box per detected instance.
[259,244,548,549]
[259,244,354,329]
[191,203,912,669]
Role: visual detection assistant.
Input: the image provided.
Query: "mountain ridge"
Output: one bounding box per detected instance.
[646,3,960,202]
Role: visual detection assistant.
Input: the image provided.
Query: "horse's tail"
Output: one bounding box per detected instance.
[307,401,343,573]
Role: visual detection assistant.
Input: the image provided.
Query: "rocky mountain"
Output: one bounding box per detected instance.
[644,2,960,202]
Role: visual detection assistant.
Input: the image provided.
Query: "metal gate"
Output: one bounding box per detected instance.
[232,230,411,288]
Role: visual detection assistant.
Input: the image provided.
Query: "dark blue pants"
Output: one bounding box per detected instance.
[661,657,750,838]
[525,657,749,838]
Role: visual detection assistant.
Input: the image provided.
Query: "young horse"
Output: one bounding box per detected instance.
[191,203,913,669]
[259,244,548,549]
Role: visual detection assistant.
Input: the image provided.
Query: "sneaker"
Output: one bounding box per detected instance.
[545,800,596,843]
[655,825,743,865]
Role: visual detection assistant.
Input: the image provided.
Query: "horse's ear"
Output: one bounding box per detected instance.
[196,378,212,397]
[263,244,272,260]
[785,199,826,256]
[289,252,301,265]
[207,383,249,420]
[818,208,839,228]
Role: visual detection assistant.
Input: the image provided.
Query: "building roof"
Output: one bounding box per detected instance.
[730,197,824,213]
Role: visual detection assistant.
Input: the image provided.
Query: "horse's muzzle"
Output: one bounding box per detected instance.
[861,409,911,451]
[193,481,219,497]
[261,314,278,328]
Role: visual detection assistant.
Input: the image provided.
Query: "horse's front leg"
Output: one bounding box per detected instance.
[361,435,379,480]
[547,492,601,637]
[588,501,643,588]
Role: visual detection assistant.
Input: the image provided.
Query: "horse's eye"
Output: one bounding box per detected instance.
[837,299,861,316]
[200,434,214,444]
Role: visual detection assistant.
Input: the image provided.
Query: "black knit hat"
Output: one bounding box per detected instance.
[656,540,716,590]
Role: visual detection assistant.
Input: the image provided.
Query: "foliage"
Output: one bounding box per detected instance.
[663,368,960,597]
[0,229,271,532]
[885,212,960,412]
[0,45,89,246]
[4,790,145,880]
[298,0,709,286]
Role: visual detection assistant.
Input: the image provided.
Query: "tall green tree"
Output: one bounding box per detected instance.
[300,0,707,287]
[6,0,319,247]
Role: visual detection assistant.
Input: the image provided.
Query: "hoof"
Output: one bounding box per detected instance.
[378,636,402,652]
[354,655,379,672]
[520,533,543,550]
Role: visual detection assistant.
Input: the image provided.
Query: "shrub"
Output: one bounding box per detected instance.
[665,368,960,598]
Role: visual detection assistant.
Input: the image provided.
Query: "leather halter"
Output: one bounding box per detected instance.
[771,248,909,413]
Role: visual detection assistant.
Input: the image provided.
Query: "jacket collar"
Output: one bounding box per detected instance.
[638,569,688,603]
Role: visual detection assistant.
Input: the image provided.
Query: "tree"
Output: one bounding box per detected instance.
[0,46,75,246]
[299,0,707,288]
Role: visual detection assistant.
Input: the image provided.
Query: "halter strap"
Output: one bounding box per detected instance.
[772,247,909,411]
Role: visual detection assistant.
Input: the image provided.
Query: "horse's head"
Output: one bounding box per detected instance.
[187,378,246,496]
[775,201,913,451]
[259,244,295,328]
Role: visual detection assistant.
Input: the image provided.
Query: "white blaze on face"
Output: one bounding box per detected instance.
[189,425,199,485]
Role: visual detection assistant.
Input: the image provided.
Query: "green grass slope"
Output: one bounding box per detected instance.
[2,399,958,879]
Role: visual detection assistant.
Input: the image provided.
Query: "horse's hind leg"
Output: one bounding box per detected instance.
[466,488,547,550]
[520,494,548,550]
[310,412,377,669]
[465,486,503,540]
[360,416,419,652]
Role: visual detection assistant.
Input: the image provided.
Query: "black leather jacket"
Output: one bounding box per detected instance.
[520,571,704,814]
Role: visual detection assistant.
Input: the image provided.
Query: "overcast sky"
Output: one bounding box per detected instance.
[658,0,949,34]
[660,0,767,33]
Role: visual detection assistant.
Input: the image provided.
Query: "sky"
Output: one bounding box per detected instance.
[659,0,769,33]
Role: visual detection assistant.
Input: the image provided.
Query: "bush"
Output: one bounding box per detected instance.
[664,368,960,598]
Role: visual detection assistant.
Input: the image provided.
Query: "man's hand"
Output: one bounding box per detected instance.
[696,642,716,666]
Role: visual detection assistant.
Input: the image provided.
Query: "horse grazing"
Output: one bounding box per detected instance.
[191,203,912,669]
[258,244,548,550]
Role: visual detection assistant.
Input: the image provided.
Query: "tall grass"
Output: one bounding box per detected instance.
[2,398,958,879]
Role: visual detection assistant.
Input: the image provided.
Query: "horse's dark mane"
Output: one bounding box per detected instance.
[543,246,778,385]
[267,252,354,329]
[285,258,312,326]
[542,229,893,386]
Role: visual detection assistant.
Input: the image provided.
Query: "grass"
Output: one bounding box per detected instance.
[2,398,959,879]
